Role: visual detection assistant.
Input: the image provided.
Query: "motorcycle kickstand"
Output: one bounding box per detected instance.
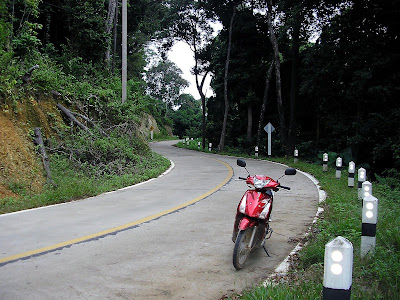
[261,227,273,257]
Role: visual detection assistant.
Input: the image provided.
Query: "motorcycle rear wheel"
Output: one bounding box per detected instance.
[233,228,253,270]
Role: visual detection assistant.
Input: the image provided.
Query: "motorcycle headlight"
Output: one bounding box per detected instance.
[254,178,270,189]
[239,194,247,213]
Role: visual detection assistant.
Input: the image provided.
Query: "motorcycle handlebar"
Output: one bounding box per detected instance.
[238,177,247,180]
[278,184,291,190]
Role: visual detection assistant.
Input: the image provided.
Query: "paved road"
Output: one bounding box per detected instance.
[0,141,319,299]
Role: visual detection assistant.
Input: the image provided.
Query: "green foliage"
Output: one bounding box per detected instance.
[0,132,171,214]
[170,93,202,138]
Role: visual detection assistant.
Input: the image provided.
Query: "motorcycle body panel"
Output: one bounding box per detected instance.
[239,190,273,219]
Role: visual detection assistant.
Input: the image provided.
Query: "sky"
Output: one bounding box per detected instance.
[167,22,223,100]
[167,41,213,100]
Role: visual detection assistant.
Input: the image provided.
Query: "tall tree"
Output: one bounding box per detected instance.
[218,1,241,151]
[165,0,215,149]
[266,0,286,147]
[145,59,189,116]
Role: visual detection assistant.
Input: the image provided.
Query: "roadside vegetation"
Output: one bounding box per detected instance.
[177,140,400,299]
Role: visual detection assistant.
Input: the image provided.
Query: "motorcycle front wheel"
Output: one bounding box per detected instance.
[233,228,253,270]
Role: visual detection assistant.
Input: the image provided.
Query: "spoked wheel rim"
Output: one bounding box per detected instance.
[233,228,253,270]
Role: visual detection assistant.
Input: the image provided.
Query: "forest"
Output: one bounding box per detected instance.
[1,0,399,183]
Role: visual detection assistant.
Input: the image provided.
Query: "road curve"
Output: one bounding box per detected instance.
[0,140,319,299]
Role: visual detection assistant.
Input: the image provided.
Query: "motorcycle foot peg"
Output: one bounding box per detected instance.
[266,228,273,239]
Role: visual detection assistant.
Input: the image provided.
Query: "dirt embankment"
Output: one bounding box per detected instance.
[0,95,62,199]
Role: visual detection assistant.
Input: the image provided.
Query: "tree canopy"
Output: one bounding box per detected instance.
[1,0,399,175]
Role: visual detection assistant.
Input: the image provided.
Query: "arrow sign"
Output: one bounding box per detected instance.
[264,122,275,156]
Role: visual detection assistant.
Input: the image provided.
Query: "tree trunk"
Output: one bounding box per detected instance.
[286,13,301,156]
[56,103,93,134]
[247,103,252,142]
[195,64,209,150]
[256,60,274,149]
[267,0,286,147]
[112,0,119,73]
[218,3,238,151]
[33,128,55,185]
[105,0,117,64]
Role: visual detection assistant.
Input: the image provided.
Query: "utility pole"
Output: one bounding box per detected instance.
[121,0,127,103]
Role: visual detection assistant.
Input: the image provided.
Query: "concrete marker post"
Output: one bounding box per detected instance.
[348,161,355,188]
[361,195,378,257]
[323,153,328,172]
[208,143,212,152]
[323,236,353,300]
[358,168,366,201]
[335,157,342,179]
[198,141,201,150]
[361,181,372,205]
[255,146,259,157]
[294,149,298,163]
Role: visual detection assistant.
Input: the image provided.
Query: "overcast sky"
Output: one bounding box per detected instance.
[167,22,222,100]
[167,41,213,100]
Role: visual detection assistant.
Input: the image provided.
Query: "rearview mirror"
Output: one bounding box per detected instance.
[237,159,246,167]
[285,168,296,175]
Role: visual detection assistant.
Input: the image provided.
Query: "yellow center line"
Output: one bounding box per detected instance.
[0,158,233,265]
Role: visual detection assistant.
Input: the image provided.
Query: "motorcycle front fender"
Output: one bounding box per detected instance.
[238,216,257,231]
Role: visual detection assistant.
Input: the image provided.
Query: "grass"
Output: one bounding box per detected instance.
[236,157,400,300]
[176,142,400,299]
[0,151,170,214]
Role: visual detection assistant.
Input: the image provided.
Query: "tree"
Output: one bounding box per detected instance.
[170,93,202,138]
[218,1,241,151]
[145,59,189,116]
[165,0,215,149]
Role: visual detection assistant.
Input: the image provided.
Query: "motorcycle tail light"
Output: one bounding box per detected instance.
[259,203,271,219]
[239,194,247,213]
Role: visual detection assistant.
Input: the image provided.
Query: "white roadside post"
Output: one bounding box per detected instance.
[208,143,212,152]
[323,236,353,300]
[323,153,328,172]
[358,168,367,201]
[198,141,201,150]
[361,181,373,201]
[294,149,299,163]
[255,146,259,157]
[335,157,343,179]
[348,161,355,188]
[361,195,378,257]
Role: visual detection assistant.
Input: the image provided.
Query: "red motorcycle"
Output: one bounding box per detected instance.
[232,158,296,270]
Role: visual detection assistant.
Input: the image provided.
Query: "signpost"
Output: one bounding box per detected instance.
[264,122,275,156]
[149,125,154,140]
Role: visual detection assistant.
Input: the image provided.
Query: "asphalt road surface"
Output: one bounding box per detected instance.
[0,140,319,299]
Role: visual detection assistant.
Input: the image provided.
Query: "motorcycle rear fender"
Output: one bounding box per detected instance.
[238,216,257,231]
